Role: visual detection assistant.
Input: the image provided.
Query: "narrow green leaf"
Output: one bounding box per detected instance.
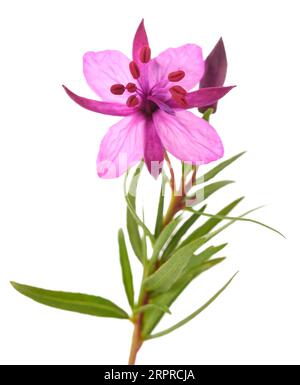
[161,205,207,263]
[118,229,135,308]
[11,282,129,319]
[186,244,228,271]
[180,258,226,284]
[145,272,238,340]
[181,197,244,247]
[193,206,266,248]
[185,210,285,238]
[196,152,246,184]
[143,237,208,294]
[133,303,171,315]
[154,174,166,238]
[142,256,226,336]
[150,216,181,266]
[186,180,234,206]
[124,166,155,246]
[126,164,143,261]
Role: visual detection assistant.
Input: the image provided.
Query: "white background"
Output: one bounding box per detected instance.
[0,0,299,365]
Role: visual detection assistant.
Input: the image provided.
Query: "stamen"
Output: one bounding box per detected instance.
[129,61,140,79]
[169,85,187,98]
[168,70,185,82]
[126,83,137,93]
[110,84,125,95]
[140,46,151,63]
[126,95,139,107]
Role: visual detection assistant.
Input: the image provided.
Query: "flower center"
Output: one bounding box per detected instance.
[110,47,188,109]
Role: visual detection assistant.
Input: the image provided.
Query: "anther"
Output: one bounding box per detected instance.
[140,46,151,63]
[169,85,187,98]
[126,95,139,107]
[110,84,125,95]
[129,61,140,79]
[168,70,185,82]
[126,83,137,93]
[172,94,188,108]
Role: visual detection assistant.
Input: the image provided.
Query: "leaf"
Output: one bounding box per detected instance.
[179,257,226,285]
[154,174,167,238]
[196,152,246,184]
[185,210,285,238]
[186,180,234,206]
[118,229,135,308]
[11,282,129,319]
[125,165,155,247]
[181,197,244,247]
[161,205,207,263]
[145,272,238,340]
[143,237,208,294]
[126,164,143,262]
[191,205,266,249]
[186,244,227,271]
[142,257,226,337]
[133,303,171,315]
[149,216,181,266]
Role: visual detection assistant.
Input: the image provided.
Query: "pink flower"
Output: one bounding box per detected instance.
[63,20,234,178]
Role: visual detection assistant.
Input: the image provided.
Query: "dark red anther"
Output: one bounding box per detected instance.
[140,46,151,63]
[126,83,137,93]
[129,61,140,79]
[172,94,188,108]
[168,70,186,82]
[110,84,125,95]
[169,85,187,98]
[126,95,139,107]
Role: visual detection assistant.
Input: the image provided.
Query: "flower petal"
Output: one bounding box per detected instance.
[201,38,227,88]
[153,109,223,164]
[83,50,132,103]
[149,44,204,91]
[132,19,149,64]
[200,38,228,112]
[63,86,135,116]
[97,113,145,178]
[168,86,235,109]
[144,118,164,177]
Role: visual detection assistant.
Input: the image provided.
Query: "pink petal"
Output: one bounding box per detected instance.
[83,50,133,103]
[97,113,145,178]
[149,44,204,92]
[63,86,135,116]
[144,118,164,177]
[153,109,224,164]
[168,86,235,109]
[132,19,149,64]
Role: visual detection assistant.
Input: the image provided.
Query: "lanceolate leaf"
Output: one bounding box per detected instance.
[186,180,234,206]
[124,165,155,246]
[126,164,143,261]
[196,152,246,184]
[150,216,181,266]
[161,205,207,263]
[143,237,208,294]
[142,257,226,337]
[185,210,285,238]
[186,244,227,271]
[11,282,129,319]
[118,229,135,308]
[133,303,171,315]
[145,272,238,340]
[154,174,167,238]
[181,197,244,247]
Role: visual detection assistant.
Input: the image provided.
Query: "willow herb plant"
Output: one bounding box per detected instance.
[11,20,283,365]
